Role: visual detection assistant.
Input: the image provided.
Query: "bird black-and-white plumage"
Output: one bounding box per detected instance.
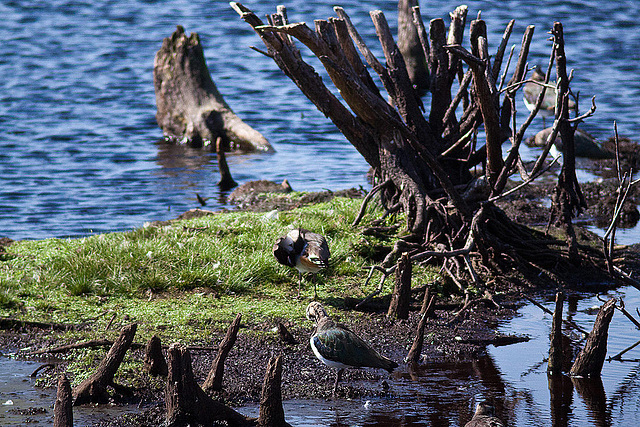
[523,67,576,127]
[305,302,398,393]
[273,228,330,298]
[464,401,505,427]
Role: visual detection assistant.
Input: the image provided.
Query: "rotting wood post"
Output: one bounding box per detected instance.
[165,343,252,427]
[277,323,298,345]
[405,312,428,364]
[569,298,616,377]
[258,355,291,427]
[203,313,242,393]
[548,292,564,375]
[420,284,436,318]
[72,323,137,405]
[387,252,412,319]
[551,21,586,265]
[217,136,238,191]
[144,335,168,377]
[53,374,73,427]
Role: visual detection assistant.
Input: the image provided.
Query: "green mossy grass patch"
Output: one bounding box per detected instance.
[0,196,440,386]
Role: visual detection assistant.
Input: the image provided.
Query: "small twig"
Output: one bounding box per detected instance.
[566,96,596,123]
[249,45,273,58]
[352,179,391,227]
[613,298,640,330]
[521,294,589,336]
[30,363,55,378]
[609,338,640,361]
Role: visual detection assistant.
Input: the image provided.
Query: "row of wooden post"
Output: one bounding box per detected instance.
[53,314,289,427]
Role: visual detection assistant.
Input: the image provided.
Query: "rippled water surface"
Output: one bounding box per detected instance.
[2,0,640,240]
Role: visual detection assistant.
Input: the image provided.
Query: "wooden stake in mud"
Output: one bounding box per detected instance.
[165,343,251,427]
[548,292,564,375]
[54,374,73,427]
[258,355,291,427]
[144,335,168,377]
[387,252,412,319]
[73,323,137,405]
[203,313,242,393]
[405,312,428,364]
[570,298,616,377]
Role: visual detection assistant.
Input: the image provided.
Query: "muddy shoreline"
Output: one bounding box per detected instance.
[2,176,639,426]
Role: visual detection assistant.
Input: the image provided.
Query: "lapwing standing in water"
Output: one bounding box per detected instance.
[464,401,505,427]
[273,228,330,298]
[305,302,398,394]
[523,67,576,127]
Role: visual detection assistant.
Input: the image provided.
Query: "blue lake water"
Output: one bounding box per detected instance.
[3,0,640,426]
[2,0,640,241]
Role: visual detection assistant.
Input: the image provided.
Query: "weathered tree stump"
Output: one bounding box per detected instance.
[144,335,168,377]
[258,355,291,427]
[154,25,273,152]
[54,374,73,427]
[203,313,242,393]
[548,292,564,375]
[165,342,252,427]
[569,298,616,377]
[405,312,428,364]
[277,322,298,345]
[420,284,436,318]
[387,252,412,319]
[73,323,137,405]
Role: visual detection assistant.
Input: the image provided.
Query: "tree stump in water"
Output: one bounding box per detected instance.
[165,343,252,427]
[54,374,73,427]
[569,298,616,377]
[154,25,273,152]
[144,335,168,377]
[202,313,242,393]
[73,323,137,405]
[258,355,291,427]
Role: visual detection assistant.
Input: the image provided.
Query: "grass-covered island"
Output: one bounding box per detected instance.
[0,189,627,426]
[1,193,517,423]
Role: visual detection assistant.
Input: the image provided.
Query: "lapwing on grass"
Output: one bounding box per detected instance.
[523,67,576,128]
[273,228,329,299]
[305,302,398,394]
[464,401,505,427]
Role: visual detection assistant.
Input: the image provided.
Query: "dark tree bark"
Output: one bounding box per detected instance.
[405,312,428,364]
[73,323,137,405]
[154,26,273,152]
[258,355,291,427]
[387,252,412,319]
[570,298,616,377]
[550,21,587,264]
[397,0,429,95]
[548,292,564,375]
[144,335,168,377]
[203,313,242,393]
[216,136,238,190]
[54,374,73,427]
[165,343,253,427]
[277,322,298,345]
